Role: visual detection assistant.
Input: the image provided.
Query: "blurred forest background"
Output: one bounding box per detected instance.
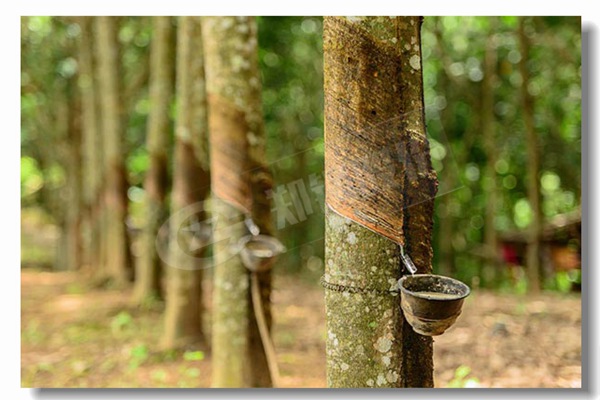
[21,16,581,388]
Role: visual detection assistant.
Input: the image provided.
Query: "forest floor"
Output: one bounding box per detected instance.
[21,268,581,388]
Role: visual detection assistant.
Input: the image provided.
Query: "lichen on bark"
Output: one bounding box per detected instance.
[325,207,403,387]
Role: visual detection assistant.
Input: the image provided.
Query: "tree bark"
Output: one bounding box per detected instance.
[134,16,174,303]
[203,16,274,388]
[95,16,133,286]
[77,17,103,272]
[162,16,210,349]
[66,78,83,271]
[323,16,437,388]
[519,17,542,293]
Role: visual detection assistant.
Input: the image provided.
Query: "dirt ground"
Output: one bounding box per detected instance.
[21,269,581,388]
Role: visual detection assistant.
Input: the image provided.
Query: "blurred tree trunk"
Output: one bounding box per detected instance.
[162,17,210,349]
[481,19,501,286]
[434,19,455,278]
[77,17,102,272]
[323,16,436,388]
[134,16,174,303]
[95,16,133,286]
[519,17,542,293]
[66,77,83,271]
[203,16,275,388]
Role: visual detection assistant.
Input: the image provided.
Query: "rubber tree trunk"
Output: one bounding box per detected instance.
[519,17,542,293]
[433,17,457,278]
[66,77,83,271]
[162,16,210,349]
[134,16,174,303]
[203,16,274,388]
[323,16,437,388]
[481,19,501,287]
[77,17,103,272]
[95,16,133,286]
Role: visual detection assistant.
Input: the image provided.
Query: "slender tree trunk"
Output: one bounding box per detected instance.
[482,20,501,287]
[77,17,102,272]
[134,16,174,303]
[519,17,542,293]
[66,79,83,271]
[95,16,133,286]
[162,17,210,349]
[433,17,456,278]
[323,16,437,388]
[203,16,274,388]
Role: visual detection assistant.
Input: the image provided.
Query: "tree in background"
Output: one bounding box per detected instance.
[95,16,133,285]
[65,58,82,272]
[481,17,501,286]
[257,17,324,272]
[19,15,583,389]
[77,17,103,272]
[203,16,275,388]
[162,16,210,349]
[421,17,580,291]
[519,17,542,293]
[323,16,437,388]
[133,16,174,303]
[21,17,83,271]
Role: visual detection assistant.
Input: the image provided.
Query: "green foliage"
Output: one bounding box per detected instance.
[21,156,44,206]
[447,365,480,388]
[258,17,325,272]
[20,16,581,290]
[63,321,105,345]
[66,283,85,294]
[110,311,134,333]
[151,369,168,383]
[183,350,205,361]
[425,17,581,288]
[184,367,200,378]
[547,270,581,293]
[23,320,45,345]
[128,344,150,369]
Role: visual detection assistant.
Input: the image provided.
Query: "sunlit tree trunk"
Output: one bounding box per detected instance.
[323,16,437,388]
[134,16,174,303]
[203,16,274,388]
[77,17,102,272]
[519,17,542,293]
[162,17,210,349]
[95,16,133,286]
